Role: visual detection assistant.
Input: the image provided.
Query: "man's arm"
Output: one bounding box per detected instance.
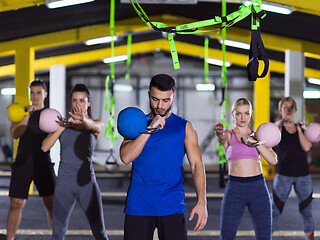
[119,134,151,165]
[185,121,208,231]
[10,115,30,139]
[120,114,165,165]
[10,104,37,139]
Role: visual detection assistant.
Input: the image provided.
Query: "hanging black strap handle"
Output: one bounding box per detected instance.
[247,13,269,81]
[219,86,225,106]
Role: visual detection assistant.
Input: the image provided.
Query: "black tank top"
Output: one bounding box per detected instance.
[276,126,309,176]
[14,108,51,166]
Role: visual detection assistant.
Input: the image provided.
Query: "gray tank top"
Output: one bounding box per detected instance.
[58,127,97,176]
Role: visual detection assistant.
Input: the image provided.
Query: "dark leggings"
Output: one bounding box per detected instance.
[52,176,108,240]
[220,174,271,240]
[124,213,187,240]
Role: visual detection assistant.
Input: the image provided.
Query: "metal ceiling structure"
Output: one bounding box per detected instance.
[0,0,319,79]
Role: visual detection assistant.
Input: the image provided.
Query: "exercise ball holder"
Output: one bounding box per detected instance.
[117,107,159,139]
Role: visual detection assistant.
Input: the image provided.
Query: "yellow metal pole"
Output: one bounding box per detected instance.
[14,46,36,195]
[253,64,275,179]
[15,47,34,104]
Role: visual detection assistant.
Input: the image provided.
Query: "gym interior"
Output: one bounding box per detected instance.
[0,0,319,239]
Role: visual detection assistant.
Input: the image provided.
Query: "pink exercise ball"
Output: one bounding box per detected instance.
[39,108,61,133]
[255,122,281,147]
[302,123,320,143]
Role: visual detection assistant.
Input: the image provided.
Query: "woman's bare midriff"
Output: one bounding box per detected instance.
[228,158,263,177]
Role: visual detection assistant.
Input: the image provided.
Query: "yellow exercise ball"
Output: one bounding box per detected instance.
[7,103,29,123]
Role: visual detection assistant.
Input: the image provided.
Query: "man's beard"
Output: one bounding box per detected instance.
[150,103,172,117]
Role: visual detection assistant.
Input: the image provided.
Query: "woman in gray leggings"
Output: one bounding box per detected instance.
[42,84,108,240]
[272,97,314,240]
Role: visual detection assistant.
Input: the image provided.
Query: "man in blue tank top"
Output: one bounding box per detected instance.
[120,74,208,240]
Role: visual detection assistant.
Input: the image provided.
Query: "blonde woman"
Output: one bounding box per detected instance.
[214,98,277,240]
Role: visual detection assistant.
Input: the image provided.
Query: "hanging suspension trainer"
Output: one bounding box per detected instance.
[247,3,269,81]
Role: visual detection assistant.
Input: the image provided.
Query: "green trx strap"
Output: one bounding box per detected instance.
[217,0,229,165]
[221,0,229,111]
[176,5,252,33]
[129,0,262,70]
[217,142,226,165]
[168,32,180,69]
[104,76,110,111]
[108,94,118,149]
[204,37,209,84]
[125,34,132,80]
[104,76,118,148]
[104,0,118,148]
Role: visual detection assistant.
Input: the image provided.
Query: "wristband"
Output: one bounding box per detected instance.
[247,141,260,147]
[61,118,73,127]
[146,126,160,134]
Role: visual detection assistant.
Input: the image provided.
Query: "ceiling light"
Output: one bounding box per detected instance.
[114,84,133,92]
[1,88,16,96]
[244,1,293,15]
[206,58,232,67]
[307,78,320,86]
[195,83,215,91]
[85,36,118,46]
[103,55,128,64]
[303,88,320,99]
[219,39,250,50]
[45,0,95,9]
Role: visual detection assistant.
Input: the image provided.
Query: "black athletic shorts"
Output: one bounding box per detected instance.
[124,213,187,240]
[9,159,56,199]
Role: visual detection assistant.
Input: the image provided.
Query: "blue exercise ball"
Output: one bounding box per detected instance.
[117,107,148,139]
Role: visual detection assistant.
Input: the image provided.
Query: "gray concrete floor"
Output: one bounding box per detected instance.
[0,165,319,239]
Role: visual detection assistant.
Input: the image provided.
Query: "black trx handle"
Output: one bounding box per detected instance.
[220,86,225,106]
[247,15,269,81]
[108,77,115,95]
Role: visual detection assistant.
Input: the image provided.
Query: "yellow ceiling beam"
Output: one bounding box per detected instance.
[0,0,44,12]
[0,64,15,76]
[0,22,150,52]
[0,40,319,79]
[0,50,15,57]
